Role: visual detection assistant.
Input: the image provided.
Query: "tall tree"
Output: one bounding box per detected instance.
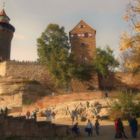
[37,24,74,88]
[120,0,140,72]
[93,47,119,77]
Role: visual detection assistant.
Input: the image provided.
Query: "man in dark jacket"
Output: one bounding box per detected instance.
[129,116,138,138]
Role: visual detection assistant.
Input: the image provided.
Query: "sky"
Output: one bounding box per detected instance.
[1,0,129,61]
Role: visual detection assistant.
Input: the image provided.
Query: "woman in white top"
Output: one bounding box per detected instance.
[85,119,93,136]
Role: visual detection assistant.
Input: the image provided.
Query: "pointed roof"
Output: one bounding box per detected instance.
[70,20,96,34]
[0,9,10,23]
[0,9,7,16]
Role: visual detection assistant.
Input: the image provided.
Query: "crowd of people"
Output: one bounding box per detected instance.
[0,107,8,117]
[71,118,100,137]
[26,108,39,120]
[71,116,139,139]
[115,117,138,139]
[1,104,139,139]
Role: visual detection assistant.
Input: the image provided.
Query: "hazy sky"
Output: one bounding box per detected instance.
[2,0,129,61]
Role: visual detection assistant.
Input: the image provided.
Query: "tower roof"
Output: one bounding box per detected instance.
[0,9,7,16]
[0,9,15,32]
[69,20,96,34]
[0,9,10,23]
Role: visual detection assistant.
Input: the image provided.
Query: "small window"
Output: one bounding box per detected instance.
[74,33,77,37]
[80,25,84,28]
[81,43,85,47]
[84,32,89,38]
[89,33,93,37]
[70,34,74,38]
[78,34,81,37]
[81,34,85,37]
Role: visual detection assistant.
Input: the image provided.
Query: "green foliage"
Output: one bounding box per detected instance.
[24,80,41,85]
[94,47,119,77]
[110,91,140,120]
[37,24,74,88]
[73,64,94,81]
[23,98,34,105]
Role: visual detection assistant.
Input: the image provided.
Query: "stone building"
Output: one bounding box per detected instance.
[0,9,15,61]
[69,20,96,64]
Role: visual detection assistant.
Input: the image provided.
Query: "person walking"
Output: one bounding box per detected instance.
[85,119,93,136]
[118,118,128,139]
[26,111,30,119]
[115,118,120,138]
[129,116,138,138]
[95,119,100,136]
[72,122,80,136]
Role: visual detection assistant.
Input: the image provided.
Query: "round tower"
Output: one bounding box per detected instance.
[0,9,15,61]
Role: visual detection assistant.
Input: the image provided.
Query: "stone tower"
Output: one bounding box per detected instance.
[69,20,96,64]
[0,9,15,61]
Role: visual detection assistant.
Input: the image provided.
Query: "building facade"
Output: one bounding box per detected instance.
[69,20,96,64]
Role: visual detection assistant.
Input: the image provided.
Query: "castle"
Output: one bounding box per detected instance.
[0,9,99,92]
[0,9,140,98]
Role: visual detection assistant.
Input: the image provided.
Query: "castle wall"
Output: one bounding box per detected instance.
[0,61,51,84]
[0,77,51,109]
[0,94,22,108]
[0,61,6,76]
[0,116,68,139]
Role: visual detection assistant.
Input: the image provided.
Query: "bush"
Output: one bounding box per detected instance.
[23,98,34,105]
[109,91,140,120]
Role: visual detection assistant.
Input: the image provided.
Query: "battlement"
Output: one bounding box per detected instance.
[6,60,39,65]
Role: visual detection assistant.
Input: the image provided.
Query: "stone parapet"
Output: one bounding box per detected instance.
[0,115,68,138]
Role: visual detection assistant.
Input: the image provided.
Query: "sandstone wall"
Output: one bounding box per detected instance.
[0,61,6,76]
[3,61,50,84]
[0,115,68,139]
[0,77,51,109]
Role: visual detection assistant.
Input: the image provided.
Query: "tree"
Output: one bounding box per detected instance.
[37,24,74,88]
[110,91,140,120]
[120,0,140,72]
[72,63,94,81]
[93,47,119,77]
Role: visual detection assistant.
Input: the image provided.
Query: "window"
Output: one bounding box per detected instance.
[70,34,74,38]
[80,25,84,28]
[74,33,77,37]
[81,43,85,47]
[89,33,93,37]
[84,32,89,38]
